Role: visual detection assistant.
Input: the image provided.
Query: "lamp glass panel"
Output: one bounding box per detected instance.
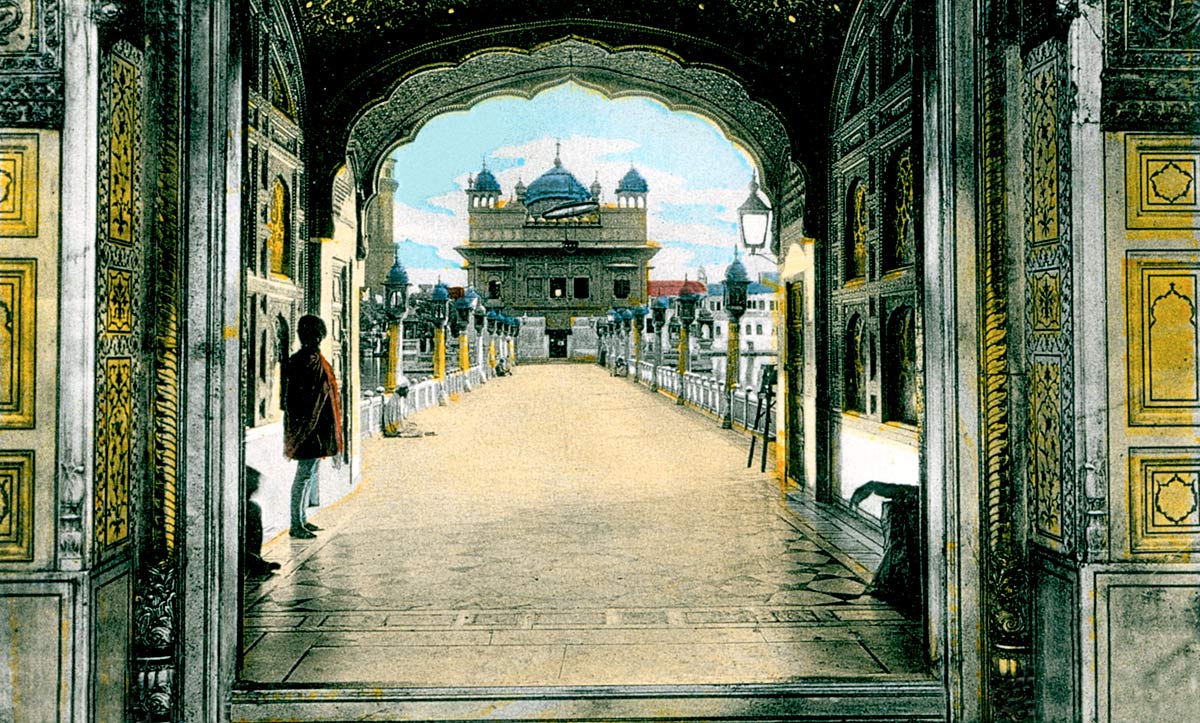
[741,212,769,249]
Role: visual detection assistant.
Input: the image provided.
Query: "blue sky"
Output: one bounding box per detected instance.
[387,82,776,287]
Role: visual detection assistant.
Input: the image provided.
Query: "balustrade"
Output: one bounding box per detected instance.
[364,361,767,440]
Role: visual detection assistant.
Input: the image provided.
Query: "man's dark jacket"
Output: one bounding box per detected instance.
[283,345,343,460]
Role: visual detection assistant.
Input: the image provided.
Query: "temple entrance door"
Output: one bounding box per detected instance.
[548,330,568,358]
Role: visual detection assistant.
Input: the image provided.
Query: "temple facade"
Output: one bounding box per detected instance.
[457,153,658,359]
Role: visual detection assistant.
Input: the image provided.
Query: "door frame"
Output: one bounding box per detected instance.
[176,0,987,718]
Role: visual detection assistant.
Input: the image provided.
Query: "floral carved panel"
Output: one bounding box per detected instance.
[1129,448,1200,553]
[1024,39,1076,555]
[1125,136,1200,229]
[93,41,144,560]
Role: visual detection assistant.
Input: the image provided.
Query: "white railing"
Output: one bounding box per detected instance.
[360,364,492,436]
[630,362,766,433]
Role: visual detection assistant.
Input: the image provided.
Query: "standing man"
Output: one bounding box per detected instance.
[283,315,343,539]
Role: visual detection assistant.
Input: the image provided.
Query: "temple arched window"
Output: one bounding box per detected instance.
[844,314,867,413]
[266,178,291,277]
[885,145,915,271]
[884,305,918,425]
[269,58,295,120]
[845,180,868,281]
[884,0,912,84]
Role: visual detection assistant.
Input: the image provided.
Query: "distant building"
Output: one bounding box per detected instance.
[705,274,779,389]
[644,277,708,367]
[456,148,658,359]
[647,279,707,299]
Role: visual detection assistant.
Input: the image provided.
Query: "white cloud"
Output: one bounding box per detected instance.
[647,246,696,279]
[405,266,468,288]
[491,135,641,174]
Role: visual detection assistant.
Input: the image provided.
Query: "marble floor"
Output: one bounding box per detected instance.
[241,364,926,686]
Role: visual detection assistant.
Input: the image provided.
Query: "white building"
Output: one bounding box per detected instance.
[705,274,779,390]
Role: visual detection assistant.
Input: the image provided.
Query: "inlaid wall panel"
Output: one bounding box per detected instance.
[1023,39,1076,555]
[1126,255,1200,426]
[93,41,145,561]
[0,0,63,127]
[1108,133,1200,561]
[0,133,38,236]
[0,127,58,570]
[1125,137,1200,229]
[1128,447,1200,553]
[0,258,34,428]
[0,450,33,561]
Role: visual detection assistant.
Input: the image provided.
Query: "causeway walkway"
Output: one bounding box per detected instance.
[242,364,925,686]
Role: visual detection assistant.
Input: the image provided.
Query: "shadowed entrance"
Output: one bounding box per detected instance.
[242,365,923,686]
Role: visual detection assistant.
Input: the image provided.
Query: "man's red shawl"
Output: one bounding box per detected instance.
[283,346,343,460]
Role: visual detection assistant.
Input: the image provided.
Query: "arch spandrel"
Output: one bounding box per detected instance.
[337,39,797,229]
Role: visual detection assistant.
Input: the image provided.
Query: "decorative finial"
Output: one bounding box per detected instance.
[749,172,759,194]
[554,139,562,167]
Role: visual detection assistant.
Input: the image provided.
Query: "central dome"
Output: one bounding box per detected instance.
[523,156,591,216]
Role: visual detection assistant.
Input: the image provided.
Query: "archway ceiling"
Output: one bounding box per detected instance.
[290,0,852,234]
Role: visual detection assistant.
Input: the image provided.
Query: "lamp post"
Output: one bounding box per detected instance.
[454,295,473,373]
[631,305,647,380]
[472,298,486,373]
[722,256,750,428]
[504,316,516,367]
[606,309,619,374]
[738,174,773,259]
[511,317,521,366]
[383,250,411,393]
[429,281,450,381]
[486,310,498,373]
[697,307,715,363]
[651,297,668,392]
[675,288,699,405]
[620,308,633,377]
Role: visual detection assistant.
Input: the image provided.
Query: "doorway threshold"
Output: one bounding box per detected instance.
[229,680,946,721]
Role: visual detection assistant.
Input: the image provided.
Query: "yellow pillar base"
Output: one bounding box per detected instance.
[434,328,446,381]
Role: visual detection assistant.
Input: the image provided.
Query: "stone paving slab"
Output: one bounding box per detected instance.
[242,364,926,686]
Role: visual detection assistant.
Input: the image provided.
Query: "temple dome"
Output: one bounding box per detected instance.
[386,258,409,287]
[473,166,501,193]
[617,167,648,193]
[725,257,749,283]
[386,244,410,286]
[523,156,591,215]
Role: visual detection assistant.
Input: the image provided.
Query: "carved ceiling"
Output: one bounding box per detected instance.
[286,0,855,235]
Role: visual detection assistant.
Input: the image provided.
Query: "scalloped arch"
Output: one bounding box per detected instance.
[344,38,797,207]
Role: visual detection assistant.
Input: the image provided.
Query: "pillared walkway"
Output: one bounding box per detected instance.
[242,364,925,686]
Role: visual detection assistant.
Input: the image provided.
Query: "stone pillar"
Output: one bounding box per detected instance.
[458,332,470,372]
[385,321,401,392]
[433,327,446,381]
[723,316,742,428]
[676,325,689,405]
